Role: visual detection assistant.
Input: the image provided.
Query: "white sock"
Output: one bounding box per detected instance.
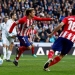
[6,50,12,60]
[3,47,6,59]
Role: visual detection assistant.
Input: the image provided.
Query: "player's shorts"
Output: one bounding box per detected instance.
[17,35,32,47]
[52,37,73,55]
[2,36,7,45]
[7,36,14,46]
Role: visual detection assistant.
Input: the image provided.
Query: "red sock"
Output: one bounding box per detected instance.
[48,50,54,59]
[31,46,34,55]
[16,46,27,60]
[48,56,61,67]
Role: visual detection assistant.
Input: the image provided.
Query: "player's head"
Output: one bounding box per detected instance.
[4,16,9,22]
[10,12,17,20]
[72,8,75,15]
[26,8,35,18]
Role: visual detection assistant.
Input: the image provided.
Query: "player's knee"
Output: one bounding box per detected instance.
[3,44,6,47]
[27,46,32,50]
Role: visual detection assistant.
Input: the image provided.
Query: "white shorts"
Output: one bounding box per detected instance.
[3,31,15,46]
[2,36,8,45]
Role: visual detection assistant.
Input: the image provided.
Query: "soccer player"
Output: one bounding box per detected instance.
[0,16,8,60]
[27,25,37,57]
[9,8,53,66]
[44,8,75,71]
[5,12,17,62]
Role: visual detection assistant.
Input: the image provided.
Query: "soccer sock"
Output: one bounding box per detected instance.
[48,56,61,67]
[16,46,27,61]
[31,46,34,55]
[3,47,6,59]
[6,50,12,60]
[48,50,54,59]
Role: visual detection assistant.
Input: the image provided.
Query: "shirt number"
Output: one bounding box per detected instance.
[68,21,75,31]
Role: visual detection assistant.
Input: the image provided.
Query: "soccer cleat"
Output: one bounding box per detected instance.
[32,54,37,57]
[6,59,12,62]
[44,58,53,71]
[13,60,18,66]
[44,68,50,71]
[3,57,6,60]
[44,62,49,69]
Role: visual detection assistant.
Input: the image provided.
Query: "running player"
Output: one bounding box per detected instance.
[9,8,53,66]
[44,8,75,71]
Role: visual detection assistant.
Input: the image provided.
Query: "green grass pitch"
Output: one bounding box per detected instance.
[0,55,75,75]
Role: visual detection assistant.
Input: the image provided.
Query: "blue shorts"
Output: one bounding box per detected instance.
[17,35,32,47]
[52,37,73,55]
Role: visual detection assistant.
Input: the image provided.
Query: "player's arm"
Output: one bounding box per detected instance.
[48,17,67,37]
[33,16,53,21]
[9,17,25,33]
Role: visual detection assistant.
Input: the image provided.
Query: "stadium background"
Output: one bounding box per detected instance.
[0,1,75,75]
[0,0,75,55]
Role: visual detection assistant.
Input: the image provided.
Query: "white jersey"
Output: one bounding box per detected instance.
[6,19,17,37]
[0,22,7,38]
[4,19,17,46]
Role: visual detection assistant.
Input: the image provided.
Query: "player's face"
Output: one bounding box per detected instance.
[30,10,35,18]
[5,17,8,22]
[13,14,17,20]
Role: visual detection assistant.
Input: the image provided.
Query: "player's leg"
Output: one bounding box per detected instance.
[44,37,63,71]
[13,36,32,66]
[31,43,37,57]
[6,38,14,62]
[49,38,73,67]
[3,44,7,60]
[48,54,65,67]
[2,37,8,60]
[44,37,73,71]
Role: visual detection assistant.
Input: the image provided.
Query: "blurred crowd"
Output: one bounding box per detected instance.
[0,0,75,42]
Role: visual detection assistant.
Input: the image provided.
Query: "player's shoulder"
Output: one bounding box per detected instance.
[66,16,75,20]
[21,16,27,19]
[7,19,11,22]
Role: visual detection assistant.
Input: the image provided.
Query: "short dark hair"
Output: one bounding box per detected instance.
[10,12,15,18]
[5,16,8,18]
[26,8,34,16]
[72,8,75,15]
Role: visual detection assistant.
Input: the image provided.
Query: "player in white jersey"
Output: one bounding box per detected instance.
[1,16,9,60]
[5,12,17,62]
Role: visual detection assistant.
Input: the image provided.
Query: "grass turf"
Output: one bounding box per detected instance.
[0,55,75,75]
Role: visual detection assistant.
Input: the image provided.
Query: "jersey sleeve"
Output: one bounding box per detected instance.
[33,16,52,21]
[9,17,26,33]
[62,17,67,25]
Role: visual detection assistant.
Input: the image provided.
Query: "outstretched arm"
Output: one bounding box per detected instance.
[33,16,53,21]
[48,22,64,37]
[48,17,67,37]
[9,17,25,33]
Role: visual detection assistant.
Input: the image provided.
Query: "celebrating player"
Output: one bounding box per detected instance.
[44,8,75,71]
[9,8,53,66]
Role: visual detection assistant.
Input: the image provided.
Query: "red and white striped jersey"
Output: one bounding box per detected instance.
[9,16,52,36]
[17,19,33,36]
[59,16,75,42]
[27,28,37,41]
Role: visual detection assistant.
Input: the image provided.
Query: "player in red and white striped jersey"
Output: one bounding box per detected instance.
[44,8,75,71]
[9,8,53,66]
